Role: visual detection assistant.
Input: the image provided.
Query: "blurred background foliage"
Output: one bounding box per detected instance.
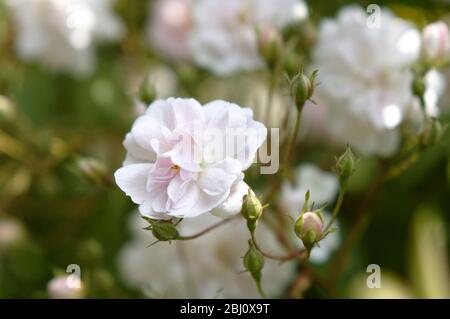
[0,0,449,298]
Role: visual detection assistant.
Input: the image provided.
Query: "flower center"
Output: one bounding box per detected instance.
[171,164,180,172]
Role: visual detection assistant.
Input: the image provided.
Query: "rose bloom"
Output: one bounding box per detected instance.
[114,98,266,219]
[313,6,422,156]
[6,0,124,75]
[189,0,308,75]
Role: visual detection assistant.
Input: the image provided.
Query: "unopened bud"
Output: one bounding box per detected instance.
[336,146,356,187]
[243,240,264,281]
[257,26,283,69]
[139,80,157,105]
[421,21,450,66]
[145,218,179,241]
[283,52,302,78]
[289,70,318,109]
[241,190,264,233]
[412,74,427,99]
[294,212,323,252]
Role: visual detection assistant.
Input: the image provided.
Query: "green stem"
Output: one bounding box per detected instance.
[256,280,267,299]
[251,232,306,262]
[324,187,345,232]
[264,64,281,127]
[177,216,239,241]
[282,104,304,178]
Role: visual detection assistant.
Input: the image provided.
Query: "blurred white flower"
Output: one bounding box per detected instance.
[47,275,85,299]
[281,164,340,263]
[147,0,193,62]
[281,164,339,216]
[7,0,124,75]
[114,98,267,219]
[421,21,450,65]
[189,0,308,75]
[313,6,421,156]
[118,213,296,298]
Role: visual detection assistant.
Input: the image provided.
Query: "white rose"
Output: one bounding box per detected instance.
[114,98,267,219]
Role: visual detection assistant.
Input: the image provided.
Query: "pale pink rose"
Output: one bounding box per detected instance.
[114,98,266,219]
[422,21,450,64]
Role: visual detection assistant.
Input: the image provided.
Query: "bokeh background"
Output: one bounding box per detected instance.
[0,0,449,298]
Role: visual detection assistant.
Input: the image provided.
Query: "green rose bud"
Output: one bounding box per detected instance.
[336,146,356,188]
[243,240,265,282]
[139,79,157,105]
[288,70,318,109]
[241,190,264,233]
[412,74,426,99]
[144,218,179,242]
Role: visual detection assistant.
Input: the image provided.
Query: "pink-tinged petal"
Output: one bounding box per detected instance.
[167,175,188,203]
[145,99,176,130]
[170,135,202,172]
[171,98,205,128]
[123,133,156,165]
[236,119,267,169]
[168,181,228,218]
[114,164,153,204]
[152,189,169,213]
[186,189,229,218]
[211,179,249,218]
[131,115,165,154]
[148,156,177,183]
[139,201,170,220]
[198,158,241,196]
[167,180,200,216]
[204,100,247,129]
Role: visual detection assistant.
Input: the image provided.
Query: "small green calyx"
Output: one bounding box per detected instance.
[143,218,179,242]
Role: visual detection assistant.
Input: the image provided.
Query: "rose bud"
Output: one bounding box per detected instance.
[241,190,264,233]
[336,145,356,188]
[294,211,323,252]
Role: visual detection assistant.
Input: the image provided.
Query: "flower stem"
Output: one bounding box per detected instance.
[282,104,304,178]
[324,186,345,232]
[250,232,306,262]
[264,64,281,127]
[177,215,239,241]
[256,280,267,299]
